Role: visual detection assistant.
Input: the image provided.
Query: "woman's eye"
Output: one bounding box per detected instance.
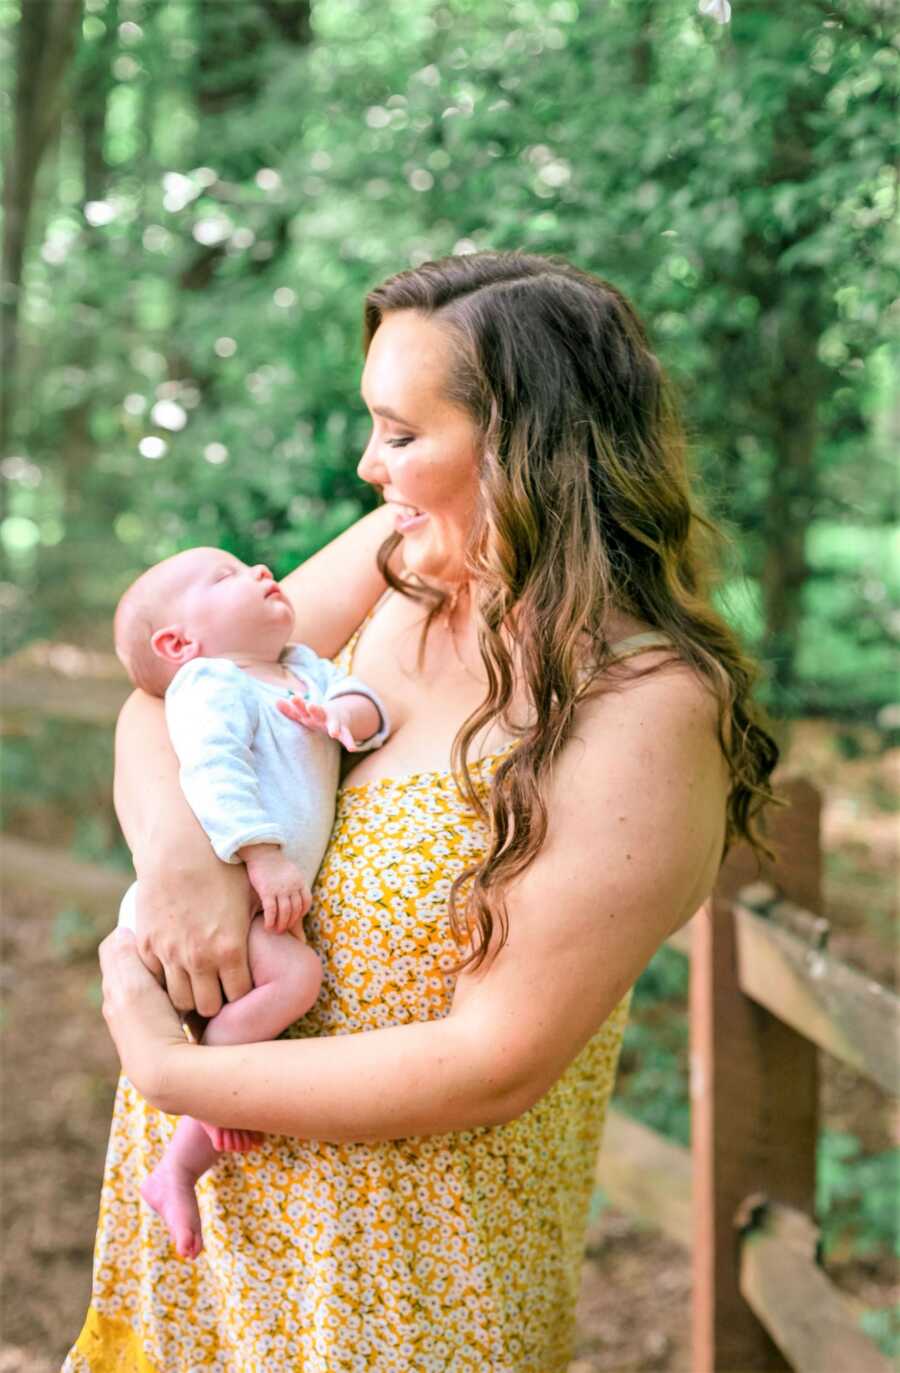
[386,437,414,448]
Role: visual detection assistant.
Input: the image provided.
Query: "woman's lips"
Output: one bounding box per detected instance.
[393,506,428,533]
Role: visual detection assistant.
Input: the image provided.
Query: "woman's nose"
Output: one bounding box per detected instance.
[357,440,386,486]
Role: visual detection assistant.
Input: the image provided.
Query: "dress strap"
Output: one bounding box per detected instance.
[331,588,393,675]
[607,631,676,663]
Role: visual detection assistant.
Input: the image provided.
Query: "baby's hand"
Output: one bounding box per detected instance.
[238,844,311,933]
[276,696,357,751]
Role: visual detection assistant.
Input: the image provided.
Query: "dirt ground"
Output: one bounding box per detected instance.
[0,719,896,1371]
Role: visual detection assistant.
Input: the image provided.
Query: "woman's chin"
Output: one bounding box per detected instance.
[404,549,467,589]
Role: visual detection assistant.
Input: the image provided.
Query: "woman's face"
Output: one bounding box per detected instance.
[357,310,481,587]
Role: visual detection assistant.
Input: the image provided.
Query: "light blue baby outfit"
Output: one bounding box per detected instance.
[118,643,389,930]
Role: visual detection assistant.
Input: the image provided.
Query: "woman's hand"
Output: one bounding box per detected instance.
[99,927,190,1105]
[133,857,254,1018]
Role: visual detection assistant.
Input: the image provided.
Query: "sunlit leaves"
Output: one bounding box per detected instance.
[4,0,896,712]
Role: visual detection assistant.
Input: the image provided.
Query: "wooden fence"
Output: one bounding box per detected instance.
[2,647,898,1372]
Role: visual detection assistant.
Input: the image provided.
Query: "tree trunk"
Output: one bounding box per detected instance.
[39,2,118,627]
[1,0,82,458]
[725,8,832,709]
[759,285,825,708]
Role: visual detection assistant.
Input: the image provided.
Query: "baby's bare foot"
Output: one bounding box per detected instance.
[140,1162,204,1260]
[199,1121,264,1152]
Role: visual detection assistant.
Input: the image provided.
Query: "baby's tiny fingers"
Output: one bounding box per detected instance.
[276,699,305,722]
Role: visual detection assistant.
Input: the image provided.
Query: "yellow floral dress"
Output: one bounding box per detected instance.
[64,619,657,1373]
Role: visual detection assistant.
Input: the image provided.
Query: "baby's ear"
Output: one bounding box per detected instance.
[150,625,201,665]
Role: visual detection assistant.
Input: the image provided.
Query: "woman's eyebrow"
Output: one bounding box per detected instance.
[360,393,416,427]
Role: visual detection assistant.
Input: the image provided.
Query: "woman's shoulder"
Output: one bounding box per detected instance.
[575,610,719,721]
[572,641,726,788]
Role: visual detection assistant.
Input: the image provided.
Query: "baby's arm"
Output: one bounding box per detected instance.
[326,692,382,749]
[277,648,391,753]
[277,692,382,753]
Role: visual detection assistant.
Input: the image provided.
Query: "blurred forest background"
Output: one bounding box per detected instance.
[1,0,898,1369]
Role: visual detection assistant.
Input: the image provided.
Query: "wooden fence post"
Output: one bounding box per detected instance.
[691,776,823,1371]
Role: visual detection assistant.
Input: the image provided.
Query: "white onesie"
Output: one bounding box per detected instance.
[118,642,389,930]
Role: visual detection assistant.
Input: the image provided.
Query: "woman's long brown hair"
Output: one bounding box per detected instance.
[363,250,784,973]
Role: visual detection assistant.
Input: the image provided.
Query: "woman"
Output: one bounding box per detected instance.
[66,250,779,1372]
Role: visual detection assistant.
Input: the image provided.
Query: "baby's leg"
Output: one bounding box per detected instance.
[139,918,321,1258]
[202,916,322,1046]
[139,1119,217,1260]
[198,919,322,1148]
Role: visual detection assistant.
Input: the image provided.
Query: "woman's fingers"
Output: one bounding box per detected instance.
[135,938,165,983]
[99,927,138,982]
[131,857,254,1011]
[217,941,253,1005]
[160,960,196,1015]
[98,930,186,1095]
[190,970,224,1020]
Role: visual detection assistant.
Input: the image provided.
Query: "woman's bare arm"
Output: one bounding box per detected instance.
[115,690,254,1017]
[103,660,729,1138]
[280,503,400,657]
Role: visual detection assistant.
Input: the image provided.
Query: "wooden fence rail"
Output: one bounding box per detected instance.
[734,885,898,1096]
[737,1198,894,1373]
[2,650,897,1372]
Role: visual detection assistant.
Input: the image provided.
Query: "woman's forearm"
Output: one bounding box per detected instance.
[114,688,210,872]
[153,1014,524,1140]
[114,689,254,1012]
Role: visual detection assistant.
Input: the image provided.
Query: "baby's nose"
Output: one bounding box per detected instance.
[252,564,273,580]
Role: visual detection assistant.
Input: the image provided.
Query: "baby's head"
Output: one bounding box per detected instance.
[114,547,295,695]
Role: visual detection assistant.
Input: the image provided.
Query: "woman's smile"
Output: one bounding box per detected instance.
[389,501,429,533]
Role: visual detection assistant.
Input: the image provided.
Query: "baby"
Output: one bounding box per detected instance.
[113,546,390,1260]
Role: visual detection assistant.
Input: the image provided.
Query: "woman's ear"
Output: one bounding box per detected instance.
[150,625,201,665]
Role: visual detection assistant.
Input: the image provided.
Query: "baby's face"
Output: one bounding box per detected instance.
[167,548,295,659]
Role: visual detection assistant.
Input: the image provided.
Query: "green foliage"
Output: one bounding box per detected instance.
[2,0,896,712]
[817,1129,900,1261]
[616,946,690,1147]
[616,973,900,1296]
[2,720,129,867]
[52,905,103,961]
[859,1303,900,1362]
[631,943,689,1006]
